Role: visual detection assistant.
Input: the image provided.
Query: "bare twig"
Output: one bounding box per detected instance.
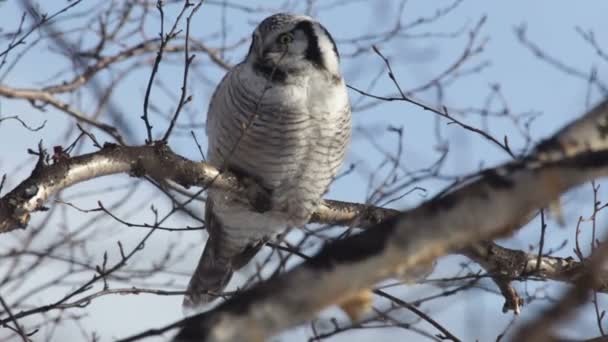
[162,1,203,141]
[0,1,83,58]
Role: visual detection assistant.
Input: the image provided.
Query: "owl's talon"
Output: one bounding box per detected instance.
[243,178,272,213]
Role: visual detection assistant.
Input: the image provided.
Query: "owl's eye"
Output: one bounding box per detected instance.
[277,33,294,45]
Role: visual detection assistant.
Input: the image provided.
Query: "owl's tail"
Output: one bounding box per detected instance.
[183,199,264,309]
[183,233,234,308]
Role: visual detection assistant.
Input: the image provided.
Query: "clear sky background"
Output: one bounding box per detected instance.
[1,0,608,341]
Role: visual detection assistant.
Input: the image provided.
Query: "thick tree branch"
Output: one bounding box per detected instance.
[465,241,608,292]
[169,98,608,342]
[0,141,394,234]
[166,151,608,341]
[463,240,608,315]
[2,98,608,341]
[0,141,600,296]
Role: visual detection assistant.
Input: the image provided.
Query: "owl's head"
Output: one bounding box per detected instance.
[246,13,341,80]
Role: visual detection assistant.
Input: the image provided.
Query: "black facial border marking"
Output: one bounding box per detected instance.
[252,61,288,82]
[294,21,324,70]
[248,17,339,80]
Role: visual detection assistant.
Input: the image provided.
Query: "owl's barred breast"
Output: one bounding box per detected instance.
[206,62,350,238]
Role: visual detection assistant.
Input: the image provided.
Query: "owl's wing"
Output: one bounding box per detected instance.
[185,64,267,308]
[205,67,234,161]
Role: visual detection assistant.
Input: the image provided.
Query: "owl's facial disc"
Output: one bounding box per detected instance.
[248,14,340,78]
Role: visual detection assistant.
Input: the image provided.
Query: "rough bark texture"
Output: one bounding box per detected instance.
[2,100,608,342]
[39,98,601,341]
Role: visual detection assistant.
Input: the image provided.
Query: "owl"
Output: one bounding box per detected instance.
[184,13,351,307]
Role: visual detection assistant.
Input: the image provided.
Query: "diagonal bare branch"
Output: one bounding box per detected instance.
[2,98,608,342]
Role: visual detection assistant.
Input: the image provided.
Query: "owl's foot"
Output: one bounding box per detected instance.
[242,177,272,213]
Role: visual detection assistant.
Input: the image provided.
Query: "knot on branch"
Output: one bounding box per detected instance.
[485,242,529,278]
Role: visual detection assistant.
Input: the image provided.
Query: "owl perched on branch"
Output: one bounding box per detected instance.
[184,13,351,308]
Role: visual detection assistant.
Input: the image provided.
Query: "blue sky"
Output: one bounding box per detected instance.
[1,1,608,341]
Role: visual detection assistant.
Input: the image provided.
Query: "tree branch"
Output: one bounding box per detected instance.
[2,98,608,341]
[0,141,395,234]
[0,141,600,299]
[514,241,608,341]
[0,85,125,143]
[173,98,608,341]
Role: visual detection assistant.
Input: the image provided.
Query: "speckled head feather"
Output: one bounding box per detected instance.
[256,13,310,36]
